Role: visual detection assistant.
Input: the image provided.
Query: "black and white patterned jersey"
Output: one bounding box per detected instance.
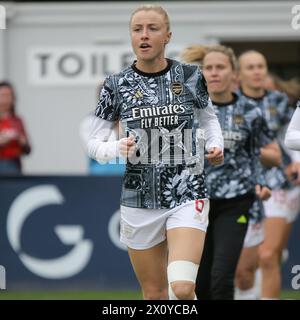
[249,198,265,222]
[237,89,294,190]
[95,59,223,209]
[205,93,272,200]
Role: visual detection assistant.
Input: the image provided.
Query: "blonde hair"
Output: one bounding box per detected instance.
[268,73,300,102]
[130,4,170,31]
[181,44,237,70]
[205,45,238,71]
[181,45,208,66]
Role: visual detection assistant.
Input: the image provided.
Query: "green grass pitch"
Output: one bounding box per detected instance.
[0,290,299,300]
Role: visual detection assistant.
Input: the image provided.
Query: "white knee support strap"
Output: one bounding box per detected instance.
[168,260,199,283]
[167,260,199,300]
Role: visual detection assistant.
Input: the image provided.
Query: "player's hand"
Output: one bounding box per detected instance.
[119,135,136,158]
[256,184,272,201]
[285,162,300,185]
[205,147,224,166]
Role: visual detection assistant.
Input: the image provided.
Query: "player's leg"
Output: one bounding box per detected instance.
[127,241,168,300]
[120,206,169,300]
[209,198,251,300]
[235,246,259,299]
[258,217,286,299]
[167,227,205,300]
[259,188,299,299]
[166,200,209,300]
[235,219,264,300]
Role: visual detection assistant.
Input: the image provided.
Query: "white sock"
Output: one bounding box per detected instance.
[235,287,257,300]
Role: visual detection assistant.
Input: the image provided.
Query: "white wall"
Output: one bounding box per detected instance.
[0,1,299,174]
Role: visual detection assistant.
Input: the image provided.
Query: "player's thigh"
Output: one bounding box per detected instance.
[166,200,209,264]
[167,227,206,264]
[260,217,286,252]
[237,245,259,273]
[128,240,168,288]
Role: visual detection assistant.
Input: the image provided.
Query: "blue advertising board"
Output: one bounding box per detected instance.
[0,176,138,290]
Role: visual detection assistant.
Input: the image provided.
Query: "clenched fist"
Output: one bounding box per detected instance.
[205,147,224,166]
[119,135,136,158]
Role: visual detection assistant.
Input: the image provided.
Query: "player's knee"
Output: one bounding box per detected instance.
[170,281,195,300]
[235,265,256,290]
[259,247,278,269]
[167,260,199,300]
[143,287,168,300]
[235,271,255,290]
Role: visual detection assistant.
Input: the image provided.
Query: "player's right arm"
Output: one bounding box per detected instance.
[87,117,136,163]
[87,76,136,163]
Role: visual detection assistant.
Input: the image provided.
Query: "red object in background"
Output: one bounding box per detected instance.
[0,115,26,159]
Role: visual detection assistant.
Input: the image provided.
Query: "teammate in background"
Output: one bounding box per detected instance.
[285,101,300,151]
[264,73,300,297]
[182,45,278,300]
[0,81,31,174]
[265,73,300,108]
[181,44,207,67]
[87,5,224,300]
[236,50,300,300]
[264,75,300,152]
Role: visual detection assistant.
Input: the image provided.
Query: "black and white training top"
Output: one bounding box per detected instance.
[205,93,273,200]
[238,89,294,190]
[88,59,223,209]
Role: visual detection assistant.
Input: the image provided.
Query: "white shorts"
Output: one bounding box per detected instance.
[120,199,209,250]
[243,219,264,248]
[263,186,300,223]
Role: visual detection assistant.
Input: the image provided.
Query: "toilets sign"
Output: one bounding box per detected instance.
[28,46,134,86]
[27,46,181,86]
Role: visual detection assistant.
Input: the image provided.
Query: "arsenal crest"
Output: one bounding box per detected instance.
[269,106,278,116]
[170,82,183,95]
[234,114,244,125]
